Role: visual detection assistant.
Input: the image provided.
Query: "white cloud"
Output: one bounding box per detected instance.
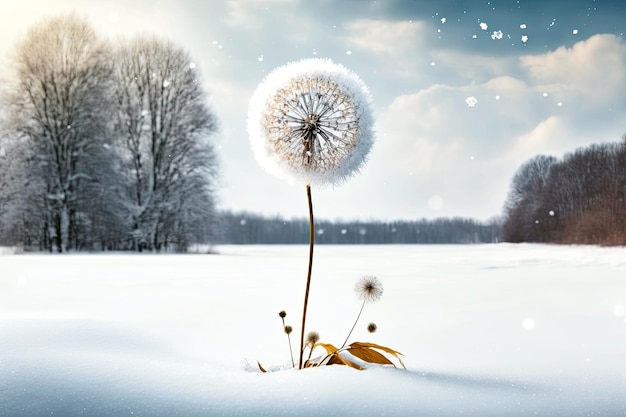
[344,19,425,55]
[502,116,565,163]
[365,34,626,219]
[520,34,626,101]
[343,19,429,77]
[221,0,296,30]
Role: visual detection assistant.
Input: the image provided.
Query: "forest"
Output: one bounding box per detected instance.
[502,137,626,245]
[0,14,219,252]
[217,211,501,244]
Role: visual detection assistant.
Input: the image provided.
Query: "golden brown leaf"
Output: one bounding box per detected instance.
[313,342,340,355]
[346,346,395,366]
[326,353,363,370]
[349,342,406,368]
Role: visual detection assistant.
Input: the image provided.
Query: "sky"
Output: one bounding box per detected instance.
[1,0,625,221]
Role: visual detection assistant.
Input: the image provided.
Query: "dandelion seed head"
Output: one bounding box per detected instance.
[278,310,286,318]
[284,325,293,335]
[367,322,377,333]
[248,58,375,186]
[355,275,383,303]
[306,331,320,345]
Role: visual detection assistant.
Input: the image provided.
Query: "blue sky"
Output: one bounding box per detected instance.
[1,0,625,221]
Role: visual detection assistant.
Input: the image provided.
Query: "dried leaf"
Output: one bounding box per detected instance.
[257,361,267,373]
[310,343,363,370]
[349,342,406,368]
[313,342,340,356]
[347,346,395,366]
[326,353,363,370]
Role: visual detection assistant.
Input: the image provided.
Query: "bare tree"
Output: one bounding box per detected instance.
[6,13,115,252]
[502,154,556,242]
[112,36,218,251]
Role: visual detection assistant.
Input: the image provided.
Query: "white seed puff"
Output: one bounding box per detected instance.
[248,58,375,186]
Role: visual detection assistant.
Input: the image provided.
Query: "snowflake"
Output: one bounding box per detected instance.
[520,23,526,29]
[491,30,503,40]
[480,22,488,30]
[521,35,528,43]
[441,17,446,24]
[573,29,579,34]
[465,96,478,107]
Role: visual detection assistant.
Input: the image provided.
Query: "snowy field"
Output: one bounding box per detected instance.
[1,244,626,416]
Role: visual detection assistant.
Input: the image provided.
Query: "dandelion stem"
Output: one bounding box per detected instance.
[299,183,315,369]
[340,299,366,349]
[281,317,295,368]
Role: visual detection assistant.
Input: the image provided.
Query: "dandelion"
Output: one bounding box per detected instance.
[355,275,384,303]
[248,58,374,186]
[342,276,384,348]
[304,331,321,365]
[306,331,320,346]
[249,58,375,370]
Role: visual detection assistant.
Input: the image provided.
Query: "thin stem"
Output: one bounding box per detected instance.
[281,317,295,368]
[340,299,366,349]
[287,335,295,368]
[299,184,315,369]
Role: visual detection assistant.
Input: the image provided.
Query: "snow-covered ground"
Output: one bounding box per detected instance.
[1,244,625,416]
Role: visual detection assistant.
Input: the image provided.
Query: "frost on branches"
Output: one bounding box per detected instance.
[247,58,374,186]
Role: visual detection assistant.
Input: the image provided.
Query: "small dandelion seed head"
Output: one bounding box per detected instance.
[367,322,377,333]
[355,275,383,303]
[284,325,293,335]
[306,331,320,346]
[278,310,286,319]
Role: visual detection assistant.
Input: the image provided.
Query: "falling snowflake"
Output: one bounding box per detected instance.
[520,23,527,29]
[472,34,477,38]
[480,22,488,30]
[189,62,196,69]
[549,210,555,216]
[491,30,503,40]
[346,50,352,55]
[495,95,500,100]
[465,96,478,107]
[542,92,548,97]
[441,17,446,24]
[522,318,535,331]
[521,35,528,43]
[573,29,579,34]
[557,102,563,107]
[258,55,264,62]
[430,61,436,66]
[162,80,170,88]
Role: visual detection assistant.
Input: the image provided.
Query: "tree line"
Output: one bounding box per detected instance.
[0,13,219,252]
[217,211,502,244]
[502,136,626,245]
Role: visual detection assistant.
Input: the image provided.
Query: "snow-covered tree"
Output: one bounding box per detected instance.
[5,13,117,252]
[112,36,218,251]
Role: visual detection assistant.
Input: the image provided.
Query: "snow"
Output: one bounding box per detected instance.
[1,244,626,416]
